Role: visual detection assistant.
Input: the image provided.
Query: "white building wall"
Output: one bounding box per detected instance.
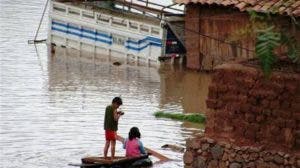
[48,1,165,64]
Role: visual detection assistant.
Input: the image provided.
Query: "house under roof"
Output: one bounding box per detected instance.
[175,0,300,17]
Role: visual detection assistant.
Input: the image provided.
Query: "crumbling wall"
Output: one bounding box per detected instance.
[184,62,300,167]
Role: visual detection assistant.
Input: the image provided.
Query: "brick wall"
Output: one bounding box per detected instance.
[205,63,300,150]
[184,62,300,167]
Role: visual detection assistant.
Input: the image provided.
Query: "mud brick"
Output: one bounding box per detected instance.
[215,124,226,133]
[222,94,237,101]
[269,125,281,135]
[216,100,225,109]
[256,115,265,123]
[238,95,248,103]
[235,125,246,137]
[237,88,248,95]
[281,91,291,100]
[250,123,260,132]
[244,127,256,141]
[248,90,257,97]
[227,110,236,120]
[291,102,300,110]
[217,85,228,93]
[270,73,285,82]
[275,132,285,143]
[208,84,218,93]
[208,89,218,99]
[261,99,270,108]
[269,82,284,92]
[248,97,258,105]
[251,106,263,114]
[269,100,280,109]
[277,110,292,119]
[285,119,296,128]
[218,110,230,120]
[293,113,300,121]
[242,78,255,87]
[285,82,298,93]
[250,90,276,99]
[256,131,265,142]
[261,109,272,116]
[280,101,291,109]
[283,128,295,147]
[206,99,217,109]
[212,71,224,83]
[245,113,256,123]
[233,102,241,112]
[275,119,286,128]
[240,104,251,113]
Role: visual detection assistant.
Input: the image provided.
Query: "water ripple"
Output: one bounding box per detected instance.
[0,1,210,168]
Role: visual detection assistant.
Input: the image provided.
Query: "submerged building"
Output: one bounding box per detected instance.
[48,0,186,66]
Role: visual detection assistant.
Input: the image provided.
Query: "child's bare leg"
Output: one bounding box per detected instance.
[111,140,116,160]
[104,140,110,159]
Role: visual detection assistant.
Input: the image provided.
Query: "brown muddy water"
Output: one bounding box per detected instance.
[0,0,210,167]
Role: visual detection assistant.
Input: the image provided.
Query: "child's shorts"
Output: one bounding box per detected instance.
[105,130,116,141]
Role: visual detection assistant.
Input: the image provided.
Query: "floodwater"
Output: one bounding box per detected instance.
[0,0,210,168]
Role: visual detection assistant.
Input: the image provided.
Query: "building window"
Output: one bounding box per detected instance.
[128,37,139,43]
[151,27,160,35]
[112,18,127,27]
[140,25,149,33]
[53,5,66,13]
[97,14,110,23]
[68,8,80,16]
[82,11,94,19]
[129,22,138,30]
[96,29,108,36]
[112,34,126,46]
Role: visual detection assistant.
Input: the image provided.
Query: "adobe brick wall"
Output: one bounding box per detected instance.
[183,62,300,167]
[205,63,300,150]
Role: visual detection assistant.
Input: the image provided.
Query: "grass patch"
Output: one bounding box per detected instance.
[154,112,206,124]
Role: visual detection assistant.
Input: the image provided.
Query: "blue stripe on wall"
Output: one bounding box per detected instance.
[52,21,162,44]
[52,21,111,39]
[51,21,162,51]
[126,36,162,45]
[52,26,112,44]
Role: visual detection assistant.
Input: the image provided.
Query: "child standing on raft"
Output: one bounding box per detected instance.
[103,97,124,159]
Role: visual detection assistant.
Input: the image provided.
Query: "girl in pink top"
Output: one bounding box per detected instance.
[123,127,146,157]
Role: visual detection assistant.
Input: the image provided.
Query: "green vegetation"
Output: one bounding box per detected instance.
[251,12,300,76]
[255,26,281,76]
[231,11,300,76]
[154,112,206,124]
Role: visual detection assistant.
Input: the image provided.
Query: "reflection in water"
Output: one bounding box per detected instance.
[45,46,209,167]
[159,65,211,114]
[1,0,211,167]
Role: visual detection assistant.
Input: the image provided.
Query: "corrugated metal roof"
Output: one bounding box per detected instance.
[175,0,300,17]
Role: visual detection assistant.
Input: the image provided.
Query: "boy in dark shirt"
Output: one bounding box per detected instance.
[103,97,124,159]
